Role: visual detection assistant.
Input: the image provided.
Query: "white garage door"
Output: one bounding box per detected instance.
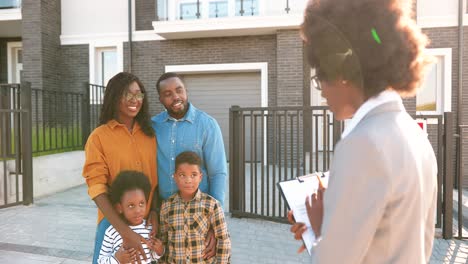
[182,72,262,159]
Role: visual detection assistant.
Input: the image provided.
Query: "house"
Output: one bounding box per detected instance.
[0,0,466,186]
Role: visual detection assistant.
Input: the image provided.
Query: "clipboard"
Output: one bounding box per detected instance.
[277,171,328,255]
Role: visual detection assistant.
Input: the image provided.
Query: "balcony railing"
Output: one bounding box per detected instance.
[156,0,305,21]
[0,0,21,9]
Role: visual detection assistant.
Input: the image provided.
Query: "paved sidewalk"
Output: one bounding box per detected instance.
[0,185,467,264]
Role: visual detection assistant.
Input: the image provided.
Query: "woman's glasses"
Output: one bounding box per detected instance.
[311,75,322,91]
[124,93,145,102]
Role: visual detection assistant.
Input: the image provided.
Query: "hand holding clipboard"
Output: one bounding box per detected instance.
[278,172,328,255]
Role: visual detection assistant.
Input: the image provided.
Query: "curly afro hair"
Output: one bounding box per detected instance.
[301,0,433,99]
[109,170,151,205]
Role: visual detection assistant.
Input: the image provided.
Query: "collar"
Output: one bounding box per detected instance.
[129,219,146,228]
[341,90,402,139]
[162,102,196,123]
[175,189,202,203]
[107,119,141,132]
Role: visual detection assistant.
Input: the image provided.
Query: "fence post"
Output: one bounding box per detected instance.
[303,106,312,163]
[82,82,91,147]
[230,105,241,213]
[20,81,33,205]
[443,112,453,239]
[333,119,343,147]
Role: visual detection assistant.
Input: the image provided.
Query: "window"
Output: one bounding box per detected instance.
[0,0,21,9]
[97,49,118,87]
[7,42,22,83]
[157,0,168,21]
[235,0,259,16]
[179,1,199,20]
[416,61,439,112]
[209,0,228,18]
[416,49,452,114]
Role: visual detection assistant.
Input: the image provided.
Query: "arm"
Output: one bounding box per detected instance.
[312,137,390,263]
[203,119,228,206]
[210,202,231,263]
[146,186,160,237]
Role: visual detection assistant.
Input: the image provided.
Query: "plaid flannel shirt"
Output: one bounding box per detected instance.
[159,190,231,263]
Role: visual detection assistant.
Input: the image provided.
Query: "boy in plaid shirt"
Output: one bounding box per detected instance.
[159,151,231,263]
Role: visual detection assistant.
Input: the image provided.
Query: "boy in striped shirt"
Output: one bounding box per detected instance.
[98,171,164,264]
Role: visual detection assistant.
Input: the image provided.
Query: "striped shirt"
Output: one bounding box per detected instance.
[159,190,231,264]
[98,220,161,264]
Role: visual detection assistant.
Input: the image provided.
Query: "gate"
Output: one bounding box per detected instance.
[229,106,341,222]
[0,83,33,208]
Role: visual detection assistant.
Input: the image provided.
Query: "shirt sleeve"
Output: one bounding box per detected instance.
[151,248,164,260]
[312,136,390,263]
[210,200,231,263]
[97,227,120,264]
[203,119,228,207]
[82,133,110,199]
[159,202,169,261]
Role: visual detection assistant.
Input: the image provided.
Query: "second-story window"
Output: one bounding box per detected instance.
[179,1,199,20]
[209,0,228,18]
[0,0,21,9]
[235,0,259,16]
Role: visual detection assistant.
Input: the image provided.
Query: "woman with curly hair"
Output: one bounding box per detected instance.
[83,72,158,264]
[289,0,437,263]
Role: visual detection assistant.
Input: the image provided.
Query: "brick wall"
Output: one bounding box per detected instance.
[135,0,155,30]
[22,0,42,91]
[124,34,279,114]
[60,45,89,93]
[276,30,304,107]
[22,0,61,92]
[41,0,61,92]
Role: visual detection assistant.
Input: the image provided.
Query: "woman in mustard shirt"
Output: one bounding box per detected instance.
[83,72,158,264]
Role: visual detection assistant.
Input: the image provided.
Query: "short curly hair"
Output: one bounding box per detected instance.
[175,151,202,171]
[301,0,433,98]
[109,170,151,205]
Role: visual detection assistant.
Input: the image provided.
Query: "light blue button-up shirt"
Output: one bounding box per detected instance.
[152,103,227,207]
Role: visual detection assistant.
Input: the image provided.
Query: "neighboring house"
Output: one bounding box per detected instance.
[0,0,466,184]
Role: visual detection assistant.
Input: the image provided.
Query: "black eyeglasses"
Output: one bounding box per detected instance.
[311,75,322,91]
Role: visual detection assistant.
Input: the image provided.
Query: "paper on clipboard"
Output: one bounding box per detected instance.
[277,171,329,255]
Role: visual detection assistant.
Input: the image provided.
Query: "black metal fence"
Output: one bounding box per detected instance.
[88,83,105,131]
[230,106,456,235]
[0,82,104,208]
[0,82,32,208]
[1,83,104,155]
[229,105,342,222]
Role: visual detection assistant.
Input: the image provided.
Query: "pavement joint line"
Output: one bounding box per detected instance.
[0,242,91,261]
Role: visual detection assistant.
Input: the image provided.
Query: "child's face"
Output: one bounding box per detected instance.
[116,189,147,226]
[174,163,202,200]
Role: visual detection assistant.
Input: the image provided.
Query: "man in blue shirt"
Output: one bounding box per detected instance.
[151,72,227,259]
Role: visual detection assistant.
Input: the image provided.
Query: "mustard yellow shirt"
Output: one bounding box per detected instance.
[82,120,157,223]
